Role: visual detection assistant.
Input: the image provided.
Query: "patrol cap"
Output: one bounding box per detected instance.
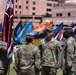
[46,27,54,32]
[26,34,34,39]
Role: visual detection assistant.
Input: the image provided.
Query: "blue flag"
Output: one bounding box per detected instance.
[14,21,22,38]
[0,23,2,32]
[54,22,63,41]
[17,21,33,43]
[14,21,22,45]
[70,22,74,26]
[54,22,63,37]
[71,23,76,37]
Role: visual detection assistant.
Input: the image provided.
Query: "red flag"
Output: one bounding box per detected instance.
[2,0,14,48]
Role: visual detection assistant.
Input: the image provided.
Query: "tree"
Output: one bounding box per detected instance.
[40,18,43,24]
[42,13,52,17]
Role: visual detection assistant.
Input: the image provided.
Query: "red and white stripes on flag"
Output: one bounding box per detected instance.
[2,0,14,58]
[55,31,63,41]
[7,39,14,59]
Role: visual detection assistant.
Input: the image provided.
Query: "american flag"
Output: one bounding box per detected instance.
[54,22,63,41]
[55,31,63,41]
[2,0,14,58]
[70,23,76,38]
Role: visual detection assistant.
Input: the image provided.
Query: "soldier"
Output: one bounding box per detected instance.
[14,34,41,75]
[63,27,76,75]
[39,27,62,75]
[0,33,9,75]
[0,44,9,75]
[60,38,67,74]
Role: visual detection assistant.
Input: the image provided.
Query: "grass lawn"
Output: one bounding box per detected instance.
[8,63,63,75]
[56,68,63,75]
[7,62,16,75]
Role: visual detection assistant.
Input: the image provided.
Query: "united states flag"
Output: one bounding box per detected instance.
[55,31,63,41]
[2,0,14,59]
[54,22,63,41]
[70,23,76,38]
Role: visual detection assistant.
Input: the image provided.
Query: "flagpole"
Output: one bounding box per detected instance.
[8,0,14,75]
[7,29,15,75]
[8,0,14,74]
[2,0,14,75]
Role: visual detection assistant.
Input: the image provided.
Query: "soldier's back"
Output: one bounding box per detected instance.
[15,43,39,75]
[67,37,76,71]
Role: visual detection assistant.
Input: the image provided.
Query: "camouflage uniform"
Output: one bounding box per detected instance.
[0,44,9,75]
[60,40,66,71]
[39,37,62,75]
[64,37,76,75]
[14,43,41,75]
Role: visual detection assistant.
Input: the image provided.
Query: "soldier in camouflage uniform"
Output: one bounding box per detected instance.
[0,42,9,75]
[14,34,41,75]
[60,38,67,74]
[39,27,62,75]
[63,27,76,75]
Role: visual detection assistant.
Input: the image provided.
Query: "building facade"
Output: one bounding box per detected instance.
[1,0,76,28]
[43,0,76,27]
[14,0,58,28]
[0,0,58,28]
[0,0,7,23]
[14,0,58,15]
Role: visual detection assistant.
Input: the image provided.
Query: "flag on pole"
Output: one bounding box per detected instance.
[70,23,76,37]
[72,24,76,37]
[33,21,53,34]
[2,0,14,47]
[29,21,53,38]
[68,22,74,27]
[14,21,22,45]
[14,21,22,38]
[17,21,33,43]
[54,22,63,41]
[2,0,14,58]
[55,31,63,41]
